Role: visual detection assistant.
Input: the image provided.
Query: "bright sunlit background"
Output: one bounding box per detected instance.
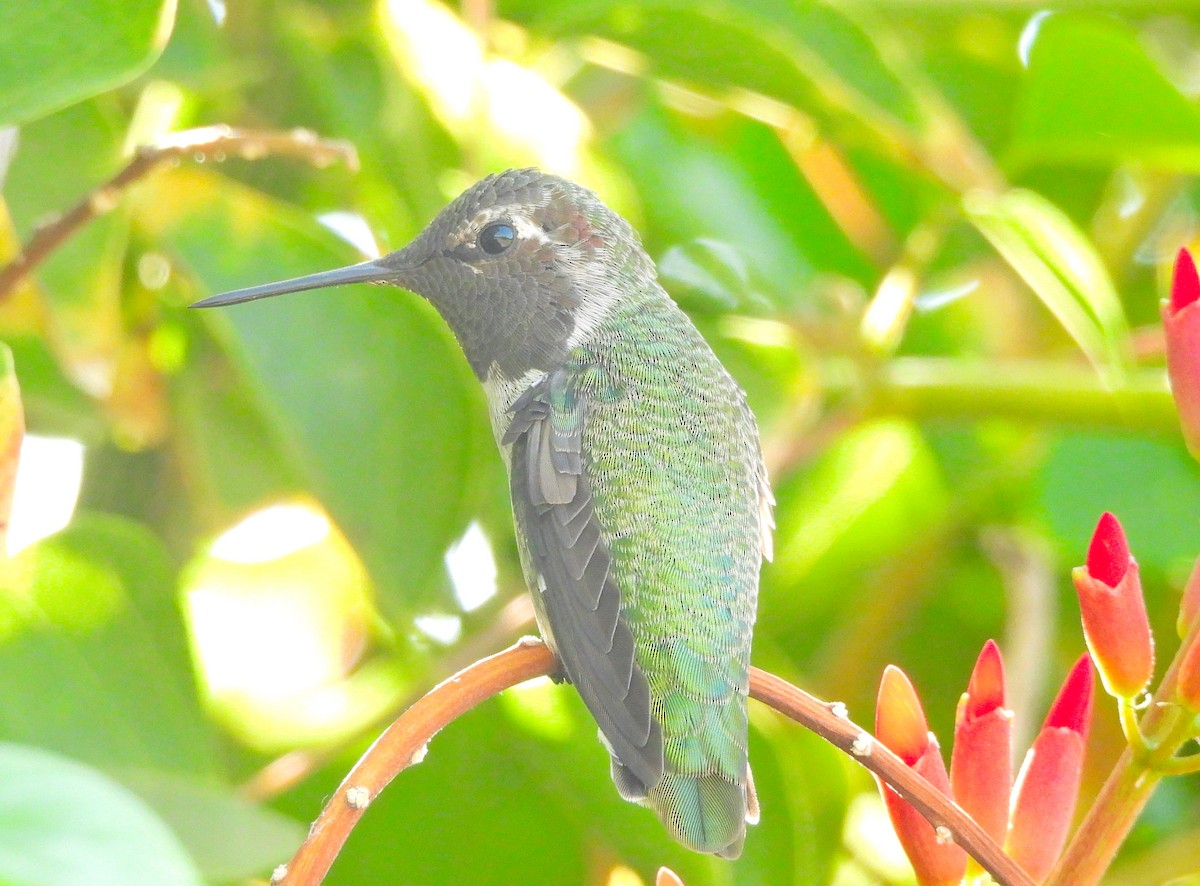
[7,435,84,556]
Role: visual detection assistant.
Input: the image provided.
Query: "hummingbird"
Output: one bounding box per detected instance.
[194,169,774,858]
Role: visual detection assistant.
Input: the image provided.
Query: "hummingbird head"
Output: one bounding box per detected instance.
[193,168,653,380]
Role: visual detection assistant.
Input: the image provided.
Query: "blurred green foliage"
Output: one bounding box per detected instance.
[1,0,1199,883]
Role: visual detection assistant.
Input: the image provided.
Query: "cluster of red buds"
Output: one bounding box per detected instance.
[870,246,1200,883]
[875,511,1200,884]
[875,645,1093,884]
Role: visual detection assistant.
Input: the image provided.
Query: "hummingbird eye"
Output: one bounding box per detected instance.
[478,222,516,255]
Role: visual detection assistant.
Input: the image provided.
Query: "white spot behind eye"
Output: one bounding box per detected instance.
[511,216,550,246]
[455,211,541,254]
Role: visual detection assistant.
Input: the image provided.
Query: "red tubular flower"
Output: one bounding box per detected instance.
[1164,247,1200,459]
[875,665,967,886]
[1072,512,1154,698]
[1006,654,1094,881]
[949,640,1012,848]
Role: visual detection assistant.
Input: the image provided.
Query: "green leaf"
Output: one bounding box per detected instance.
[1011,12,1200,170]
[305,697,591,886]
[760,418,949,645]
[0,513,219,776]
[1038,432,1200,572]
[172,328,305,526]
[3,100,131,407]
[503,0,922,129]
[965,188,1130,374]
[0,0,177,126]
[659,239,759,312]
[3,100,125,232]
[1,337,101,440]
[722,114,876,283]
[119,770,305,882]
[609,108,816,304]
[0,743,202,886]
[142,167,488,615]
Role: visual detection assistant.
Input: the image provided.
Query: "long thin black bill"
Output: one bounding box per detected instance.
[190,259,394,308]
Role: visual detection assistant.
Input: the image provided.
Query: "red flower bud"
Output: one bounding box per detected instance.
[1086,511,1130,587]
[950,640,1012,848]
[876,666,967,886]
[1172,246,1200,313]
[1164,247,1200,459]
[1073,513,1154,698]
[1006,654,1093,881]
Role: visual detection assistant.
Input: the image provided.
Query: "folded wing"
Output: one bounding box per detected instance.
[503,373,664,793]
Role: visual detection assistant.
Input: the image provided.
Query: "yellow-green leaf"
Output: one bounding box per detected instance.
[965,188,1130,376]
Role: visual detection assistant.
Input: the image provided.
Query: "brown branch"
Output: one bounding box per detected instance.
[0,125,359,302]
[269,640,1035,886]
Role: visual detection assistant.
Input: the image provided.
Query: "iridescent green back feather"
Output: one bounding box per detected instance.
[568,284,768,857]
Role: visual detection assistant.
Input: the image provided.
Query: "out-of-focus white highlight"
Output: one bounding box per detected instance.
[188,583,334,700]
[916,278,980,312]
[414,613,463,645]
[1114,170,1146,220]
[446,520,498,611]
[318,211,381,260]
[209,503,331,563]
[1019,10,1053,68]
[186,502,376,744]
[861,267,916,353]
[7,435,85,556]
[205,0,226,26]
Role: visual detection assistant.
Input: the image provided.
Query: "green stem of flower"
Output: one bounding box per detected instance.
[865,358,1178,433]
[1159,751,1200,776]
[1118,697,1151,760]
[1044,751,1162,886]
[1149,708,1195,772]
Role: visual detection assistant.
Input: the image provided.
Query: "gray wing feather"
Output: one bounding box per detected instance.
[550,492,593,549]
[506,373,663,794]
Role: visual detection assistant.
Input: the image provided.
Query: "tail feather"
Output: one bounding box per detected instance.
[744,764,760,826]
[647,772,752,859]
